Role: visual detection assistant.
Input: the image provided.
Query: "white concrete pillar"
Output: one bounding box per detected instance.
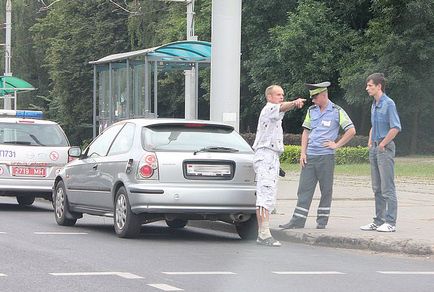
[210,0,242,131]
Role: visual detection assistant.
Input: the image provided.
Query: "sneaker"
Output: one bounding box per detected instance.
[256,236,282,247]
[360,222,378,231]
[376,223,396,232]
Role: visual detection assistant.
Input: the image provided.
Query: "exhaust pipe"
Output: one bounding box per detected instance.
[229,213,250,223]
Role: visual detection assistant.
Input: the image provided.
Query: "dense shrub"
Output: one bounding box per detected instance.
[280,145,369,164]
[241,133,368,147]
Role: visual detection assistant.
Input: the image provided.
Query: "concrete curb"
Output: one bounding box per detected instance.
[272,229,434,256]
[187,221,433,256]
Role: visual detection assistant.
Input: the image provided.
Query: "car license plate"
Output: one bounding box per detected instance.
[11,166,47,177]
[186,164,231,177]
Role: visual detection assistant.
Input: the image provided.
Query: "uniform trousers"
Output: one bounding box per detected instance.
[289,154,335,227]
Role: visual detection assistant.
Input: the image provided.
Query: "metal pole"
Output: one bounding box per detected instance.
[144,56,149,114]
[109,63,113,125]
[154,61,158,116]
[93,65,97,138]
[195,62,199,119]
[126,59,130,118]
[184,0,197,119]
[4,0,12,110]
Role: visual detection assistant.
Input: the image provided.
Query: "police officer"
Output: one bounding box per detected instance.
[253,85,305,246]
[279,82,356,229]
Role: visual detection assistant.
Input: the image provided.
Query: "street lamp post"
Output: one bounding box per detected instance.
[3,0,13,110]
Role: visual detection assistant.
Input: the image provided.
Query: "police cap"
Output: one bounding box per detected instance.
[305,81,331,98]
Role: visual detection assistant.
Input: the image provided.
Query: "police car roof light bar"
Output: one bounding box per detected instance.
[0,110,44,119]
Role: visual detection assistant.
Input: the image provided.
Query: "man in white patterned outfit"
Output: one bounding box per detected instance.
[253,85,305,246]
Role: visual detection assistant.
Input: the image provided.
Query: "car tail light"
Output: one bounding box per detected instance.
[139,165,153,178]
[138,152,158,180]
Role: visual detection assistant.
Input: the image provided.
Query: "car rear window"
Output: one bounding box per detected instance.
[142,124,252,152]
[0,122,69,147]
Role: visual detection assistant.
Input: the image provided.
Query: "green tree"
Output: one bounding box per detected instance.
[340,0,434,154]
[0,0,47,110]
[246,0,357,133]
[31,0,130,145]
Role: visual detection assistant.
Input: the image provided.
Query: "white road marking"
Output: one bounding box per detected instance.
[50,272,143,279]
[147,284,183,291]
[272,271,346,275]
[162,271,236,275]
[34,232,88,235]
[0,273,7,277]
[0,232,6,234]
[378,271,434,275]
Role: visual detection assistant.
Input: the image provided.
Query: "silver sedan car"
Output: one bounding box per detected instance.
[53,119,257,239]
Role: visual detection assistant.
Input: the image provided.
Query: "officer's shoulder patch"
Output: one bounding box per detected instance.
[308,105,316,111]
[332,104,342,110]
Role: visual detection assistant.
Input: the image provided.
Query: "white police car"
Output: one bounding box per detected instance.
[0,110,72,205]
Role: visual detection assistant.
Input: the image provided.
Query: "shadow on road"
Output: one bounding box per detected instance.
[71,222,242,243]
[0,202,52,213]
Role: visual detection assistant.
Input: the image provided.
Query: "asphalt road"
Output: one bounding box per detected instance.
[0,197,433,292]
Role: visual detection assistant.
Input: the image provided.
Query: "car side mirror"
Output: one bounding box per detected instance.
[68,146,82,158]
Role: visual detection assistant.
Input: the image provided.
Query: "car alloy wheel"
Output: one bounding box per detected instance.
[114,186,140,238]
[55,187,65,220]
[54,181,77,226]
[115,193,127,231]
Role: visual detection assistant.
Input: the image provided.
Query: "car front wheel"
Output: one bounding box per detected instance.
[235,215,258,240]
[114,187,141,238]
[54,181,77,226]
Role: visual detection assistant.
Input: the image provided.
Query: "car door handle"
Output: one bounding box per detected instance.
[92,164,98,170]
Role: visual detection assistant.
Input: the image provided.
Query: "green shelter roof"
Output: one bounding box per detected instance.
[89,40,211,65]
[0,76,35,96]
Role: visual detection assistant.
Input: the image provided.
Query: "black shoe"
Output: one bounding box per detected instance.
[279,222,304,229]
[316,224,326,229]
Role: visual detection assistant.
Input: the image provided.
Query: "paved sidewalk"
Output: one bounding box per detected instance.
[271,173,434,256]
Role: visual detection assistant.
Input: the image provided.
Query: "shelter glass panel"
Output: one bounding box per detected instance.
[131,63,145,118]
[112,65,128,123]
[98,68,110,132]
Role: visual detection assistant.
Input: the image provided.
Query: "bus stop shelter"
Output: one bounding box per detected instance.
[0,76,35,109]
[89,40,211,137]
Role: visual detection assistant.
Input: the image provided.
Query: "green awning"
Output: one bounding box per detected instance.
[0,76,35,96]
[89,40,212,64]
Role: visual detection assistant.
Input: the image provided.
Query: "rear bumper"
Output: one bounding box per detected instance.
[0,178,53,196]
[127,183,256,215]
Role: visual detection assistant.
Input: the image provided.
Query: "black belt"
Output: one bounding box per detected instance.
[373,139,384,146]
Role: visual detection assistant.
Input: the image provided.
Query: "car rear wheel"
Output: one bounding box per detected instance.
[165,219,188,229]
[54,181,77,226]
[235,215,258,240]
[114,187,141,238]
[16,196,35,206]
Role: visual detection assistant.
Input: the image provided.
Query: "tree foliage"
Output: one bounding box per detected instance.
[31,0,130,144]
[3,0,434,153]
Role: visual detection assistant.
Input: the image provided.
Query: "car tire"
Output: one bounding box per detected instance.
[114,187,141,238]
[165,219,188,229]
[54,181,77,226]
[235,215,258,240]
[16,196,35,206]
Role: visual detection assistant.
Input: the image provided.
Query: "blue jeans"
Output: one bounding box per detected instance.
[369,141,397,226]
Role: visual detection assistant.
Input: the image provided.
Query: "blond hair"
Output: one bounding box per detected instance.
[265,85,282,98]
